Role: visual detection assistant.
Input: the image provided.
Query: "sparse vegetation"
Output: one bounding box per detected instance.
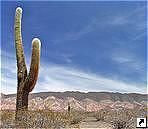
[1,107,146,128]
[1,110,71,128]
[70,111,86,125]
[94,109,108,121]
[106,108,147,129]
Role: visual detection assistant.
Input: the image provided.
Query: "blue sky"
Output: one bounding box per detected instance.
[1,1,147,94]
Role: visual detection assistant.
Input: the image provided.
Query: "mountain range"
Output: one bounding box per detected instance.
[1,91,147,112]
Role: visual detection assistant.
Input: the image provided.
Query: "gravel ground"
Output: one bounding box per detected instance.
[79,116,113,129]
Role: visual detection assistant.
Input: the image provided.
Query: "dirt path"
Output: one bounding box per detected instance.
[79,116,113,129]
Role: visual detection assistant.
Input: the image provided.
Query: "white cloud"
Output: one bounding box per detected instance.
[111,16,129,25]
[132,32,146,41]
[1,50,15,59]
[51,5,146,45]
[110,6,146,26]
[1,50,17,94]
[1,51,146,94]
[111,50,145,71]
[34,63,146,94]
[1,76,17,94]
[51,17,101,44]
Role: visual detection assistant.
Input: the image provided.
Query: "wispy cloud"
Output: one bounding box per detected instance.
[1,3,147,94]
[110,5,146,42]
[64,18,100,41]
[111,50,145,71]
[51,5,146,44]
[1,50,17,94]
[1,50,31,94]
[35,63,146,94]
[1,50,16,59]
[1,51,146,94]
[110,5,146,26]
[110,16,129,26]
[51,17,101,43]
[131,32,146,41]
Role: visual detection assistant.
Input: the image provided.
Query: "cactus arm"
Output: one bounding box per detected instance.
[15,7,27,84]
[15,7,41,118]
[23,38,41,92]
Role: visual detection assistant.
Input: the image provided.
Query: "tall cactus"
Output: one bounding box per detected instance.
[14,7,41,120]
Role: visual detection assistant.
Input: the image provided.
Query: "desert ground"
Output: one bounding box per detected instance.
[1,92,147,128]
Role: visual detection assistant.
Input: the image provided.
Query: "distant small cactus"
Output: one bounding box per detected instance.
[68,102,71,114]
[14,7,41,121]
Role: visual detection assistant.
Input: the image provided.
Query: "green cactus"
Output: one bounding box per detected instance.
[14,7,41,120]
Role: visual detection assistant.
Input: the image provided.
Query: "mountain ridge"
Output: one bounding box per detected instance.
[1,91,147,111]
[1,91,147,103]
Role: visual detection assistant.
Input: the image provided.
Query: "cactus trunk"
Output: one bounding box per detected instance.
[16,90,29,110]
[14,7,41,121]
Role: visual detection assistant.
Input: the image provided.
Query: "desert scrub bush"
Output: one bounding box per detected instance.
[69,111,86,125]
[93,109,108,121]
[111,119,127,129]
[1,110,16,128]
[1,110,71,128]
[106,108,138,129]
[17,110,71,128]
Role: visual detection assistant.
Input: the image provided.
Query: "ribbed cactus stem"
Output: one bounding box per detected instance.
[15,7,27,83]
[25,38,41,92]
[15,7,41,121]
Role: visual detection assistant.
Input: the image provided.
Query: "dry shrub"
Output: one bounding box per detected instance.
[111,119,127,129]
[1,110,71,128]
[1,110,86,128]
[69,111,86,125]
[1,107,146,128]
[106,108,142,129]
[1,110,15,128]
[94,109,108,121]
